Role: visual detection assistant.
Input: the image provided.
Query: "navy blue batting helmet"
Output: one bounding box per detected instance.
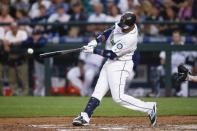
[118,12,136,29]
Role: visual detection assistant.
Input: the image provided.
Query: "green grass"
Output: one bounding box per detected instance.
[0,97,197,117]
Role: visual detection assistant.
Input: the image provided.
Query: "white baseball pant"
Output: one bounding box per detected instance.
[92,60,154,114]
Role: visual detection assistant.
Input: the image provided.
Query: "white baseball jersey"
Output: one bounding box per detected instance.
[5,30,28,44]
[106,23,137,60]
[91,23,155,115]
[0,27,5,40]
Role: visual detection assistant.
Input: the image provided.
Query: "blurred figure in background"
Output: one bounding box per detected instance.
[69,0,87,21]
[0,5,15,31]
[159,30,195,97]
[15,9,32,35]
[11,0,30,12]
[106,4,121,22]
[2,22,28,95]
[118,0,140,13]
[31,4,49,23]
[0,27,12,96]
[87,2,107,32]
[48,5,70,35]
[47,0,69,16]
[147,52,165,97]
[23,28,48,96]
[66,54,85,96]
[29,0,51,19]
[67,52,104,96]
[68,0,87,36]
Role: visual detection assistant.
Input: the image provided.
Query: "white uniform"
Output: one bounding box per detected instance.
[5,30,28,44]
[67,52,104,96]
[0,27,5,40]
[92,23,154,113]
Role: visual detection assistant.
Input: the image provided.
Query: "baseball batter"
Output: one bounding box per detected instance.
[73,12,157,126]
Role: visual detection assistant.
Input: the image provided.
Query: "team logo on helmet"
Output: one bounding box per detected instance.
[117,43,123,49]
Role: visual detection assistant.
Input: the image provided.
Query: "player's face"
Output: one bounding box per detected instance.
[172,33,181,44]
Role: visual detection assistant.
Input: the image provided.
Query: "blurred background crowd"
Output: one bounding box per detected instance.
[0,0,197,97]
[0,0,197,38]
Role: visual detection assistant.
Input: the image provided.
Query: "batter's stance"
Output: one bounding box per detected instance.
[73,12,157,126]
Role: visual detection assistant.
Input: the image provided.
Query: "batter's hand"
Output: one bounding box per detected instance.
[87,40,97,47]
[83,45,94,53]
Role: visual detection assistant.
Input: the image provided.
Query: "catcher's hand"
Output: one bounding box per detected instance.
[177,64,189,82]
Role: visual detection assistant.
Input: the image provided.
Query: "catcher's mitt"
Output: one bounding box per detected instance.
[177,65,189,82]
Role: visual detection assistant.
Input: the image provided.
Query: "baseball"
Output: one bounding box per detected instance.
[27,48,34,54]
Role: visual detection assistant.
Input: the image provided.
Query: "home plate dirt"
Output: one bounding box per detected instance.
[0,116,197,131]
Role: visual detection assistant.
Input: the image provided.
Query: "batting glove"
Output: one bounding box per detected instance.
[83,45,94,53]
[87,40,97,47]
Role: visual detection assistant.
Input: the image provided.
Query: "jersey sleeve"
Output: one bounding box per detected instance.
[96,26,115,43]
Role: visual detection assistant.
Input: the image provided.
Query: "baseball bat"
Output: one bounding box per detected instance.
[39,47,84,58]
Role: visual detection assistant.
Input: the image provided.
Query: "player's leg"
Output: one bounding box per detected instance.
[107,61,157,126]
[73,65,109,126]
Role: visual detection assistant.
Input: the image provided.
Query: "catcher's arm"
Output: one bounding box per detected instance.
[188,75,197,82]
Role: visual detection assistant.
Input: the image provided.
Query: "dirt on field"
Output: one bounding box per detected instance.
[0,116,197,131]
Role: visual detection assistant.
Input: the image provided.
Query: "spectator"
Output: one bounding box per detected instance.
[178,0,193,20]
[0,0,10,5]
[101,0,116,14]
[48,5,70,35]
[106,5,121,22]
[15,9,32,35]
[48,5,70,23]
[69,0,87,21]
[68,0,87,36]
[11,0,29,12]
[140,1,161,36]
[192,0,197,21]
[192,0,197,36]
[16,9,30,23]
[87,3,107,32]
[29,0,51,19]
[118,0,140,13]
[0,5,15,31]
[47,0,69,16]
[5,23,28,45]
[32,4,49,23]
[0,26,10,53]
[23,29,48,96]
[3,22,28,96]
[159,0,179,35]
[178,0,194,34]
[88,3,107,22]
[67,27,80,38]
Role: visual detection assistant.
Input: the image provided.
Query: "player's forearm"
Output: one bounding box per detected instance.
[95,26,114,43]
[188,75,197,82]
[93,48,117,59]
